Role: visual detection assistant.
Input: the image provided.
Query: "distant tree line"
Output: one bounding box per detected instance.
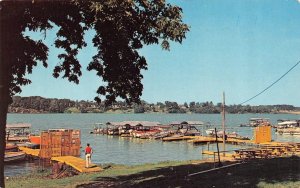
[8,96,299,114]
[9,96,101,113]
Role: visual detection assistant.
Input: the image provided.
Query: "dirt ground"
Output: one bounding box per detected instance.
[77,156,300,188]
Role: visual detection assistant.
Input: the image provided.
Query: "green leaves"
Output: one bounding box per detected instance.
[3,0,189,106]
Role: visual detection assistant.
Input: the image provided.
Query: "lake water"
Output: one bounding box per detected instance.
[4,113,300,177]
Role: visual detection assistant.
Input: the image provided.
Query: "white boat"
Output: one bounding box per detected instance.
[275,120,300,135]
[276,120,298,129]
[4,152,26,162]
[6,123,31,142]
[205,129,215,135]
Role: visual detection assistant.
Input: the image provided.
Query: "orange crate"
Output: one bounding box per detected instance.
[39,129,81,158]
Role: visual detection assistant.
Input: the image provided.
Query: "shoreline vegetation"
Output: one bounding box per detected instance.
[6,156,300,188]
[8,96,300,115]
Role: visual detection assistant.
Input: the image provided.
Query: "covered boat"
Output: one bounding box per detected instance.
[6,123,31,142]
[240,118,271,127]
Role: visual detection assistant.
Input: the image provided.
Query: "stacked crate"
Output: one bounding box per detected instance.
[254,126,271,144]
[39,129,81,158]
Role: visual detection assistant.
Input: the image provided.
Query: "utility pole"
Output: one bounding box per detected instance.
[222,92,226,156]
[215,127,222,167]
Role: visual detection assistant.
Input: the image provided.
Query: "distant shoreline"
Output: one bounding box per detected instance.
[7,111,300,115]
[278,110,300,115]
[8,96,300,114]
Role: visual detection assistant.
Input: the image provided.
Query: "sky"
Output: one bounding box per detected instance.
[20,0,300,106]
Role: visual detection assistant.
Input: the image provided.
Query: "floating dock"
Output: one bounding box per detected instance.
[187,136,216,144]
[202,150,234,158]
[51,156,102,173]
[19,146,102,173]
[187,136,254,145]
[162,136,196,141]
[18,146,40,157]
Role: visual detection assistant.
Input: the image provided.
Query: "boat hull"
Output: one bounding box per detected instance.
[4,152,26,163]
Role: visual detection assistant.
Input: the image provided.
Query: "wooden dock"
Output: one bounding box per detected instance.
[19,146,103,173]
[18,146,40,157]
[162,136,196,141]
[187,136,216,144]
[202,150,233,158]
[188,136,254,145]
[51,156,102,173]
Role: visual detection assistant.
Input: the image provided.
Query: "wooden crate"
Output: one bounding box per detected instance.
[39,129,81,158]
[254,126,271,144]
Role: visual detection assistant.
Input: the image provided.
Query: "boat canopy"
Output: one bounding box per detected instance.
[106,121,162,127]
[250,118,270,121]
[278,121,298,125]
[6,123,31,130]
[170,121,204,126]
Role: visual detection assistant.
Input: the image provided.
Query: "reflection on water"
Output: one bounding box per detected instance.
[4,160,50,177]
[5,113,300,176]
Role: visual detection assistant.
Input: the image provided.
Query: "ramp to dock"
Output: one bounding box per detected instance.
[51,156,103,173]
[18,147,40,157]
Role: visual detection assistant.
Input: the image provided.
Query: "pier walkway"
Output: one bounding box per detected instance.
[187,136,254,145]
[162,136,196,141]
[19,146,40,157]
[51,156,102,173]
[19,147,102,173]
[202,150,233,158]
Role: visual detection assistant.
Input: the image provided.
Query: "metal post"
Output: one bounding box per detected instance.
[213,153,216,168]
[222,92,226,157]
[215,128,222,167]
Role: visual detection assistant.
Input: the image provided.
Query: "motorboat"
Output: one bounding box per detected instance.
[5,144,18,152]
[276,127,300,135]
[275,120,300,135]
[4,152,26,163]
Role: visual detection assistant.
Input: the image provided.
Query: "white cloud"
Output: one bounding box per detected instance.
[297,0,300,3]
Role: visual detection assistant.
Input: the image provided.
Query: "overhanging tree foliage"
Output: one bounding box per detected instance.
[0,0,189,186]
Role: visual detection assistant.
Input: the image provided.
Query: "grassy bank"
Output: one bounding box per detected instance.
[6,160,205,188]
[6,157,300,188]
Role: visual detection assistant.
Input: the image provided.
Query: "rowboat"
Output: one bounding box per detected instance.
[4,152,26,163]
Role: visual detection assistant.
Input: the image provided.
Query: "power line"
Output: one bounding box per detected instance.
[240,60,300,105]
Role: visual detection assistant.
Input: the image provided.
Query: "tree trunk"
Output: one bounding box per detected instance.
[0,40,10,188]
[0,37,10,188]
[0,93,8,188]
[0,3,12,187]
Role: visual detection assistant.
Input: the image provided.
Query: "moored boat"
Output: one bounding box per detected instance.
[4,152,26,163]
[275,120,299,129]
[5,144,18,152]
[276,127,300,135]
[205,129,215,136]
[240,118,271,127]
[275,120,300,135]
[6,123,31,143]
[29,135,41,145]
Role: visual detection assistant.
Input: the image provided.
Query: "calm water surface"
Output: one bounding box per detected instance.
[5,113,300,176]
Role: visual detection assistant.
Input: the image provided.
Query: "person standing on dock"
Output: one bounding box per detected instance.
[85,143,93,168]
